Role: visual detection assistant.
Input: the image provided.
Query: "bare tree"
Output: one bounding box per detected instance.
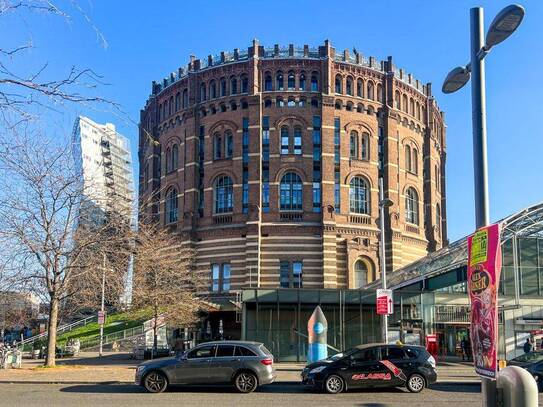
[130,218,202,357]
[0,129,129,366]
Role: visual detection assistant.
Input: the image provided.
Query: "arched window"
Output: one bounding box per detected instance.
[165,188,178,224]
[220,103,226,112]
[377,84,383,102]
[287,97,296,107]
[214,175,233,213]
[230,101,237,111]
[436,203,441,229]
[230,77,237,95]
[169,96,174,115]
[367,81,374,100]
[350,131,358,159]
[349,176,369,214]
[334,100,342,110]
[171,144,178,170]
[311,73,319,92]
[412,148,418,174]
[405,145,412,172]
[165,147,171,173]
[311,98,319,108]
[276,97,284,107]
[276,71,284,90]
[280,172,303,211]
[409,98,415,116]
[293,126,302,155]
[209,80,216,99]
[214,133,222,159]
[395,90,401,110]
[287,71,295,90]
[357,103,364,113]
[210,105,217,114]
[182,89,188,108]
[346,77,353,95]
[402,94,408,112]
[280,126,289,154]
[346,101,353,111]
[241,99,248,109]
[416,101,421,120]
[264,98,272,108]
[298,97,306,107]
[361,132,369,160]
[435,164,440,189]
[195,83,204,102]
[225,130,233,158]
[220,78,227,96]
[405,187,419,224]
[299,72,306,90]
[241,75,248,93]
[175,92,180,111]
[357,79,363,97]
[354,260,369,288]
[264,73,272,91]
[335,74,342,94]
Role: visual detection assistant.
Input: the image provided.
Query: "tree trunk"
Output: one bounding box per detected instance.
[45,297,59,367]
[152,315,158,360]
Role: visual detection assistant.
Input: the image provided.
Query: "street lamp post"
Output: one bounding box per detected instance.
[378,177,393,344]
[99,252,106,358]
[442,4,525,406]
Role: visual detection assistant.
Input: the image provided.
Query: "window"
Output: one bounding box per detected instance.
[402,94,408,112]
[335,75,342,94]
[409,98,415,116]
[241,75,248,93]
[264,98,272,108]
[435,165,440,189]
[377,84,383,102]
[352,348,378,362]
[293,127,302,155]
[354,260,368,288]
[225,131,233,158]
[187,346,215,359]
[182,89,188,108]
[349,177,369,214]
[287,97,295,107]
[276,97,284,107]
[405,145,412,172]
[211,263,231,292]
[165,147,171,173]
[262,117,270,213]
[216,345,235,357]
[416,102,421,120]
[210,80,216,99]
[395,91,401,110]
[311,73,319,91]
[436,203,441,229]
[350,131,358,159]
[171,144,178,170]
[312,182,321,213]
[200,83,206,101]
[214,134,222,159]
[412,148,418,174]
[276,71,284,90]
[406,187,419,224]
[281,126,289,155]
[264,74,272,91]
[214,175,233,213]
[175,92,180,110]
[311,98,319,108]
[280,261,303,288]
[299,73,306,90]
[346,77,353,95]
[361,133,369,160]
[230,77,237,95]
[287,72,295,90]
[384,347,406,360]
[357,79,363,97]
[166,188,178,224]
[367,82,374,100]
[220,78,227,97]
[235,346,257,357]
[280,172,303,211]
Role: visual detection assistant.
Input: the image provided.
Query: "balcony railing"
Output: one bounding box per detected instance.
[280,212,303,222]
[349,215,372,225]
[405,224,420,234]
[213,214,232,224]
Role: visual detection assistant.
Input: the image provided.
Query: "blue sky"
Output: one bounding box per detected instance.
[4,0,542,241]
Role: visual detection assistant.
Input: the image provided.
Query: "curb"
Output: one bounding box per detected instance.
[0,380,133,385]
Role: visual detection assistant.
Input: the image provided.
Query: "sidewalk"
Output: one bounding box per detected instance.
[0,352,480,385]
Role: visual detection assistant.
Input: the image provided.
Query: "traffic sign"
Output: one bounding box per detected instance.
[376,289,393,315]
[98,310,106,325]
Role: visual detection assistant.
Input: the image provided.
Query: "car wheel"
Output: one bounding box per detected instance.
[234,371,258,393]
[324,374,344,394]
[143,371,168,393]
[406,373,426,393]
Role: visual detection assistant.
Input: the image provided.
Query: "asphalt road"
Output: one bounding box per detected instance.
[0,382,496,407]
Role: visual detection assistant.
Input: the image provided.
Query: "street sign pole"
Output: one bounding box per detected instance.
[99,252,106,358]
[379,178,389,344]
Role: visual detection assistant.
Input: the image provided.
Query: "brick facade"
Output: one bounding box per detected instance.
[138,40,447,294]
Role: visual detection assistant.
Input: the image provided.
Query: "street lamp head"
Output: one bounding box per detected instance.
[486,4,525,49]
[442,66,471,94]
[379,198,394,208]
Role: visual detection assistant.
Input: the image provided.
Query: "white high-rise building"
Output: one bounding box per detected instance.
[72,116,134,222]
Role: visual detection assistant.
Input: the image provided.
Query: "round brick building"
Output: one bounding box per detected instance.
[139,39,447,296]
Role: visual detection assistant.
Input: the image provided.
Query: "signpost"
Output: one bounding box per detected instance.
[97,310,106,325]
[376,289,393,316]
[467,223,501,380]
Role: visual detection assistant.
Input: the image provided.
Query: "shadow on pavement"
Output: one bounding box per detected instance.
[429,383,481,393]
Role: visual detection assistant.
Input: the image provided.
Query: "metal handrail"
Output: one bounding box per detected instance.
[18,315,97,346]
[79,325,145,349]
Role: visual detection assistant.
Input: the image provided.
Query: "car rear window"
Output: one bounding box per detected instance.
[216,345,235,357]
[235,346,257,357]
[259,345,272,356]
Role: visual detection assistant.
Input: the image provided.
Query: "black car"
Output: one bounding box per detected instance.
[302,343,437,394]
[507,351,543,385]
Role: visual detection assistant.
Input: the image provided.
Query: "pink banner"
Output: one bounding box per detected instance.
[467,223,502,379]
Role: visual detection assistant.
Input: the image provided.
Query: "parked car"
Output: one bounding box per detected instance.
[302,343,437,394]
[135,340,276,393]
[507,351,543,387]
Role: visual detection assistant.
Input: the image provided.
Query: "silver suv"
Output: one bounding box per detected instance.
[135,340,276,393]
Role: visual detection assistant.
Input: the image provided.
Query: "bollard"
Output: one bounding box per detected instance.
[307,306,327,363]
[496,366,538,407]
